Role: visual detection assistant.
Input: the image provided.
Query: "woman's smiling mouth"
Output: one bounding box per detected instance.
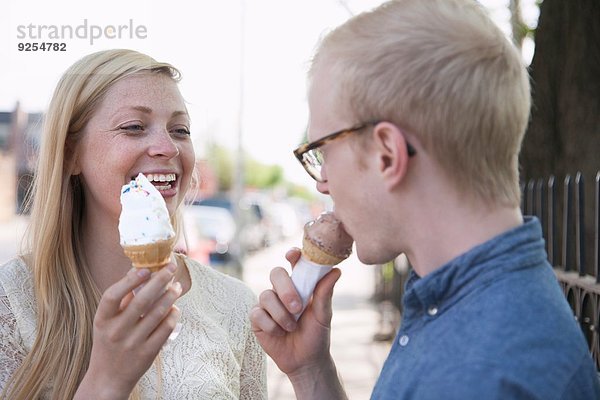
[131,173,177,191]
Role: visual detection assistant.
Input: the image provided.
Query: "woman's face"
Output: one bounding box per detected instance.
[75,72,195,223]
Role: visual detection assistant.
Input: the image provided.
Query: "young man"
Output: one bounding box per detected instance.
[250,0,600,398]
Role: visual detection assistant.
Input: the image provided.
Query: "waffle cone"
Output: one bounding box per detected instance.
[122,236,176,273]
[301,236,346,266]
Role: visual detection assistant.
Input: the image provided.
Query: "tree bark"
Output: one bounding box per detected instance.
[509,0,526,49]
[520,0,600,275]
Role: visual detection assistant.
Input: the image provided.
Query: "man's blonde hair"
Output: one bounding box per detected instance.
[310,0,531,206]
[3,49,181,400]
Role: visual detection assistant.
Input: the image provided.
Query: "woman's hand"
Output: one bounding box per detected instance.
[75,263,182,400]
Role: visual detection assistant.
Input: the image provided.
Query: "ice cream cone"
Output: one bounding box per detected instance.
[122,236,176,273]
[119,173,177,273]
[301,235,346,266]
[291,212,354,319]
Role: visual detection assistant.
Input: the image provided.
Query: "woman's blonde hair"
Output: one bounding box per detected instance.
[310,0,531,207]
[3,49,182,400]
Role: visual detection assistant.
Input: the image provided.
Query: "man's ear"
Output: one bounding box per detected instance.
[372,122,411,191]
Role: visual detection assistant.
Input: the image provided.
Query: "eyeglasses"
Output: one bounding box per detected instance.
[293,120,416,182]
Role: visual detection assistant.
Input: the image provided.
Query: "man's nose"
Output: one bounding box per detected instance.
[316,165,330,194]
[316,180,329,195]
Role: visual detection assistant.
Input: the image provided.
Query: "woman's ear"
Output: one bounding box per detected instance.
[65,138,81,176]
[372,122,411,191]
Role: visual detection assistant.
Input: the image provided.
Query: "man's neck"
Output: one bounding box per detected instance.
[405,201,523,278]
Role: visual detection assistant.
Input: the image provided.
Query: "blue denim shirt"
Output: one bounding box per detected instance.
[371,217,600,399]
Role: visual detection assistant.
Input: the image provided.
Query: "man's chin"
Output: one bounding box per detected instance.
[357,247,398,266]
[355,249,379,266]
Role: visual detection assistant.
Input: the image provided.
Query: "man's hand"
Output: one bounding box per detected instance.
[250,248,348,399]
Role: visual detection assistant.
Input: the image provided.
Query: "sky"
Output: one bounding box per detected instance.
[1,0,539,187]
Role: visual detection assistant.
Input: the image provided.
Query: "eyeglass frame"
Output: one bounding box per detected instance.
[293,120,417,182]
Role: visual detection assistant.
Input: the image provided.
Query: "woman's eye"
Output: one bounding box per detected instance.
[120,124,144,132]
[172,127,191,136]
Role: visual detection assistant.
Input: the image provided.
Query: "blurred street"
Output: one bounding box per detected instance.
[0,215,28,264]
[0,216,392,400]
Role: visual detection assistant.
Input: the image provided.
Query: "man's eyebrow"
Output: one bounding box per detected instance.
[171,110,189,118]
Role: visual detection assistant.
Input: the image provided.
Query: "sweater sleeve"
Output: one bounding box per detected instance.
[0,284,27,392]
[239,321,267,400]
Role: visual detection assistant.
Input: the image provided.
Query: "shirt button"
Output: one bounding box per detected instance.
[427,306,438,316]
[399,335,410,346]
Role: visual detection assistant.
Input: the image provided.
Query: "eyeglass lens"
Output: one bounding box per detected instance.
[304,149,323,180]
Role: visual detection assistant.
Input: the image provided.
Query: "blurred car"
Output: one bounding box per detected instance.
[182,205,243,279]
[194,196,269,254]
[240,195,279,247]
[267,201,303,240]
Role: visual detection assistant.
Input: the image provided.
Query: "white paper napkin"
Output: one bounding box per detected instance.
[290,256,333,320]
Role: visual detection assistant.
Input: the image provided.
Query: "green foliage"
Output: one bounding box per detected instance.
[205,143,288,191]
[205,142,233,191]
[286,182,316,201]
[382,261,396,282]
[245,158,284,188]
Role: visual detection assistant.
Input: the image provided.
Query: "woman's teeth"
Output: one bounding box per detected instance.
[144,173,176,191]
[146,173,176,182]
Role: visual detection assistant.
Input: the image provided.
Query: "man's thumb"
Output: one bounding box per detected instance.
[311,267,342,323]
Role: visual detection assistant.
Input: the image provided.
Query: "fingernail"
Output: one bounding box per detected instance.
[168,322,183,341]
[286,321,297,331]
[167,263,177,273]
[289,300,301,313]
[173,281,182,294]
[137,268,150,278]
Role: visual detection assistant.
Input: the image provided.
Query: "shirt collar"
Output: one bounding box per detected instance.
[403,217,548,315]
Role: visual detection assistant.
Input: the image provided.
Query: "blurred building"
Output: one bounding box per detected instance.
[196,159,219,199]
[0,103,43,220]
[184,159,220,204]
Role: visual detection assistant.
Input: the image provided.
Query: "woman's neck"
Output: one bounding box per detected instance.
[81,211,132,293]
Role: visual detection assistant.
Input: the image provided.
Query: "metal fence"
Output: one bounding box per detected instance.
[522,171,600,370]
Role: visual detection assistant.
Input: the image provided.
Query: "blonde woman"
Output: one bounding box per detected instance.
[0,49,266,399]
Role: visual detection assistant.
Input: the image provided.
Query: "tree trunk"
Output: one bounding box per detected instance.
[520,0,600,275]
[509,0,525,49]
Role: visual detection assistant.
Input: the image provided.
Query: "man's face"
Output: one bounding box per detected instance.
[307,65,386,264]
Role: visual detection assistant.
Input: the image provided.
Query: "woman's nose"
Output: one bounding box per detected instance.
[148,130,179,158]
